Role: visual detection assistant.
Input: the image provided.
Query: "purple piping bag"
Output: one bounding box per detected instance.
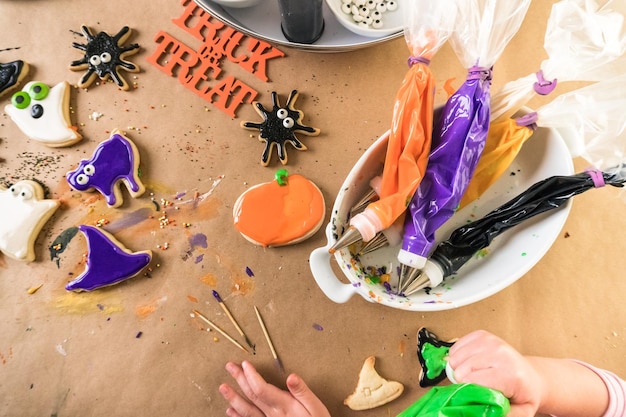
[398,67,491,268]
[397,0,532,270]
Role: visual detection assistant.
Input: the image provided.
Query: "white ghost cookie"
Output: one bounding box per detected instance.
[0,180,60,262]
[344,356,404,410]
[5,81,82,147]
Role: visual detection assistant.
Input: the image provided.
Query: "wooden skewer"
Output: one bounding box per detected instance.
[192,309,249,354]
[254,305,284,372]
[212,290,255,350]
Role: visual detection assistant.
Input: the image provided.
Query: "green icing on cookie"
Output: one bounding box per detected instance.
[422,342,450,379]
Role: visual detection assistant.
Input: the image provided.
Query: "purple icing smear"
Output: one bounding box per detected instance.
[66,132,143,207]
[402,68,492,260]
[65,225,152,292]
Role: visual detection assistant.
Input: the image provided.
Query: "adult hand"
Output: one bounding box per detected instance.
[219,360,332,417]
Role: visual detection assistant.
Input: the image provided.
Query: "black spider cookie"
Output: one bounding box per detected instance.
[0,60,29,98]
[241,90,320,166]
[70,25,140,90]
[416,327,456,387]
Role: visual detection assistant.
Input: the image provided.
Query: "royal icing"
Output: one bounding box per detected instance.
[233,170,325,247]
[5,81,82,147]
[70,25,140,90]
[65,225,152,291]
[66,129,145,208]
[0,60,29,98]
[416,327,456,387]
[0,180,60,262]
[241,90,320,166]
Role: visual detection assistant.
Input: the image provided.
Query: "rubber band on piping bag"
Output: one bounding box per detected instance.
[533,70,557,95]
[585,168,606,188]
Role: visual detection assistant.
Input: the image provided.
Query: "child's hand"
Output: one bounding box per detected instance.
[219,360,332,417]
[447,330,544,417]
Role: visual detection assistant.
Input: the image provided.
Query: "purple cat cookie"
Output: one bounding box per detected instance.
[65,225,152,291]
[66,129,145,208]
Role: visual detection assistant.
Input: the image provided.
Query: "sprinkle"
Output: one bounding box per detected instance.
[312,323,323,331]
[136,331,143,338]
[27,284,43,294]
[245,266,255,277]
[89,111,104,121]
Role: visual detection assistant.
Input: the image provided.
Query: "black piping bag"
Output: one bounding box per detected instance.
[404,168,625,295]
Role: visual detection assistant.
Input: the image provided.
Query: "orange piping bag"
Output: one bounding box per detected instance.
[459,115,535,209]
[335,1,458,249]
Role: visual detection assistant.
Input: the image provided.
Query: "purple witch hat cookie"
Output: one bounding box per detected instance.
[65,225,151,292]
[66,129,145,208]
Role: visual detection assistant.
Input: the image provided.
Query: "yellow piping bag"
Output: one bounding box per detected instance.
[459,117,534,209]
[330,0,458,252]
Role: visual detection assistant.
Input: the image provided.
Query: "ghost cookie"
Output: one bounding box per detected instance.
[233,169,325,247]
[0,60,29,99]
[416,327,456,387]
[65,225,152,291]
[344,356,404,411]
[241,90,320,166]
[66,129,145,208]
[5,81,82,147]
[0,180,60,262]
[70,25,140,90]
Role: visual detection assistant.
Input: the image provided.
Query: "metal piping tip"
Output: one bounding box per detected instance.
[403,272,431,296]
[350,189,378,215]
[398,264,422,293]
[329,227,363,254]
[358,232,389,255]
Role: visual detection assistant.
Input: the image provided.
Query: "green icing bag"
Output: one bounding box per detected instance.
[396,383,510,417]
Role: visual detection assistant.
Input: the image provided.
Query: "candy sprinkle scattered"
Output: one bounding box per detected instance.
[27,284,43,294]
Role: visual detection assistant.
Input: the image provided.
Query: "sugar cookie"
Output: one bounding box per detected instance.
[5,81,82,147]
[344,356,404,410]
[416,327,456,387]
[0,180,60,262]
[241,90,320,166]
[233,169,325,247]
[70,25,140,90]
[66,129,145,208]
[65,225,152,291]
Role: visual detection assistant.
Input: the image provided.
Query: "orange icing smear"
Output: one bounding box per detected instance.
[234,175,324,247]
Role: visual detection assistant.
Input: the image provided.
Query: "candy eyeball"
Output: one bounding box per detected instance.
[10,183,34,200]
[340,0,397,30]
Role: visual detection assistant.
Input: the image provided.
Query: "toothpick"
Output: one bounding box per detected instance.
[212,290,255,350]
[254,306,284,373]
[192,309,249,354]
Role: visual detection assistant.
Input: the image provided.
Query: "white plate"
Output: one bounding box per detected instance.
[193,0,403,52]
[310,122,575,311]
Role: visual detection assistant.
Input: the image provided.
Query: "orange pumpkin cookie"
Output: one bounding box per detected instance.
[233,170,325,247]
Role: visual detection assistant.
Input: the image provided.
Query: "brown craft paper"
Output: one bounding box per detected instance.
[1,2,625,417]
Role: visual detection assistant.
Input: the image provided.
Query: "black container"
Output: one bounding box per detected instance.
[277,0,325,44]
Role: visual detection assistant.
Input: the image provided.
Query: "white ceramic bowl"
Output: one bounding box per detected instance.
[310,120,574,311]
[325,0,403,38]
[210,0,261,8]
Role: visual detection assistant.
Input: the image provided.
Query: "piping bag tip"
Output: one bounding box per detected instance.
[350,188,378,215]
[329,227,363,254]
[399,265,429,295]
[403,273,431,296]
[358,232,389,255]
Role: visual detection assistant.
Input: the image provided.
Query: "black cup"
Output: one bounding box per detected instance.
[277,0,325,44]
